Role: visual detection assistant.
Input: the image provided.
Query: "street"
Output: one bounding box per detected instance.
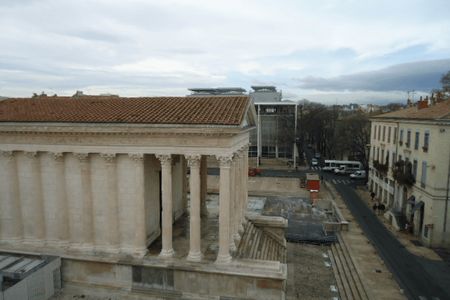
[231,150,450,300]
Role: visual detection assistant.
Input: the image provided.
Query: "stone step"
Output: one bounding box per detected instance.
[328,249,346,300]
[331,243,354,300]
[337,235,369,300]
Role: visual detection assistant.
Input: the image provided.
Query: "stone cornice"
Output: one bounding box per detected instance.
[0,123,246,137]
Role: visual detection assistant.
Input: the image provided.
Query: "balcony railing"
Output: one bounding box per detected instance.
[392,160,415,187]
[373,159,388,175]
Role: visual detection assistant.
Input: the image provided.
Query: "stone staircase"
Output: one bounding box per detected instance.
[236,220,287,263]
[329,234,369,300]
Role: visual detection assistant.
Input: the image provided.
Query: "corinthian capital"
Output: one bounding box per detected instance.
[100,153,116,163]
[51,152,64,162]
[185,154,201,168]
[216,155,233,168]
[74,153,89,162]
[0,150,14,160]
[24,151,38,159]
[156,154,172,166]
[129,153,144,162]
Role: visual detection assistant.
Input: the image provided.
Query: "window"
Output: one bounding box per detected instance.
[374,125,377,140]
[386,150,390,166]
[406,130,411,147]
[381,149,384,163]
[399,129,404,144]
[378,125,381,140]
[393,128,397,143]
[377,148,380,161]
[413,160,418,179]
[421,161,427,188]
[414,131,420,150]
[423,130,430,152]
[392,152,396,164]
[382,126,386,141]
[265,107,276,113]
[388,127,391,143]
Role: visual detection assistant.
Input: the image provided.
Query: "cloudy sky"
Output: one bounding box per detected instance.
[1,0,449,104]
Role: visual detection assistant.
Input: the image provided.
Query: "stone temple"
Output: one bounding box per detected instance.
[0,94,287,299]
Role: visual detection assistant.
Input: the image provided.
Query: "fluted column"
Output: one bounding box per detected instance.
[237,150,245,234]
[0,151,22,242]
[229,155,237,252]
[186,154,202,261]
[69,153,93,249]
[243,144,249,220]
[18,151,45,245]
[102,153,119,252]
[129,153,147,256]
[43,152,69,247]
[157,154,175,258]
[200,155,208,217]
[216,155,233,264]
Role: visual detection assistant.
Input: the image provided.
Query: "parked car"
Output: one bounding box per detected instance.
[350,170,366,179]
[311,158,318,166]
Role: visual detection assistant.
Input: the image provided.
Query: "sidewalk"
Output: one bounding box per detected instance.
[324,182,406,300]
[355,186,442,261]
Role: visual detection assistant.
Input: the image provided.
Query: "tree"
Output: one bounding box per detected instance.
[441,71,450,95]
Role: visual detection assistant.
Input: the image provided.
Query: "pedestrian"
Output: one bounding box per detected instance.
[320,175,324,182]
[378,203,385,215]
[370,192,376,201]
[372,203,378,214]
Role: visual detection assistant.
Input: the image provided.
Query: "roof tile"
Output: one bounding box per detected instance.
[0,96,250,126]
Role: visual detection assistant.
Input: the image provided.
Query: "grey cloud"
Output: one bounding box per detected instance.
[296,59,450,92]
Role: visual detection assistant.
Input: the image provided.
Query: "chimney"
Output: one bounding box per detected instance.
[417,96,428,109]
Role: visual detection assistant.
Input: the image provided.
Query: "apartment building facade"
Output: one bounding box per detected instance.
[368,97,450,248]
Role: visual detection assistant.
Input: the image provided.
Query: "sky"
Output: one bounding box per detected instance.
[1,0,450,104]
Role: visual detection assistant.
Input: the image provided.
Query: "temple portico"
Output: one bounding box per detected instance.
[0,95,287,299]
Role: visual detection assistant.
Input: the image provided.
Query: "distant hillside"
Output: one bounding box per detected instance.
[0,96,7,100]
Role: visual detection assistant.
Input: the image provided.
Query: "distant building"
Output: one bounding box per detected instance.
[249,86,298,166]
[188,86,299,167]
[368,95,450,248]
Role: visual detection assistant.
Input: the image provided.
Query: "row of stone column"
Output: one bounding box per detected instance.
[0,150,147,256]
[158,146,249,264]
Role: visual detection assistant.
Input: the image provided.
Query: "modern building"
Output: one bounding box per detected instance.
[249,86,298,167]
[368,96,450,248]
[0,94,287,299]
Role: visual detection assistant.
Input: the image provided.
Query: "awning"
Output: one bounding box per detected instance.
[411,201,424,214]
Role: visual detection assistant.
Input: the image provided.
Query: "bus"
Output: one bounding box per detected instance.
[322,160,363,174]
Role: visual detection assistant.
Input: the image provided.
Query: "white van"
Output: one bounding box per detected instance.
[350,170,366,179]
[333,161,363,175]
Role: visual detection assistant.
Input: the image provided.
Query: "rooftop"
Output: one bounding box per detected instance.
[372,99,450,121]
[0,95,251,126]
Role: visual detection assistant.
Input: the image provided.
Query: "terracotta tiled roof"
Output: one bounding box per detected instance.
[0,96,251,126]
[373,99,450,120]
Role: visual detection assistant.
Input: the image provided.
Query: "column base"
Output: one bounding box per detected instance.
[159,248,175,258]
[22,238,45,247]
[94,245,120,255]
[187,250,203,262]
[120,247,148,258]
[46,240,70,248]
[215,253,232,264]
